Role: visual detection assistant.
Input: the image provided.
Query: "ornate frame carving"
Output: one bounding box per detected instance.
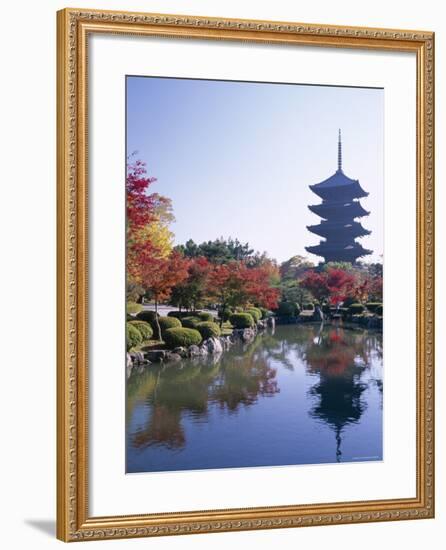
[57,7,434,542]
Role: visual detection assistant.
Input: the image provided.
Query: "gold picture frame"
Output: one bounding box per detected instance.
[57,7,435,542]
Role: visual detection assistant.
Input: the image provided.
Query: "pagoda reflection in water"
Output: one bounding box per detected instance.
[306,130,372,264]
[305,326,370,462]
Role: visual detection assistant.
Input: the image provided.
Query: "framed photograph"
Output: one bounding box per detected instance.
[57,7,435,542]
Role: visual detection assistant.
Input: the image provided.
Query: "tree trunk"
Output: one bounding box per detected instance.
[219,302,226,328]
[154,299,162,341]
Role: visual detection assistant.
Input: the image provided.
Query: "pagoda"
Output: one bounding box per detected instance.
[305,130,372,264]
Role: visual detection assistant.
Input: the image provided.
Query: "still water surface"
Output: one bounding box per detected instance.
[126,324,383,473]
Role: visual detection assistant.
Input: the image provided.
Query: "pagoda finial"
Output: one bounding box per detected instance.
[338,129,342,172]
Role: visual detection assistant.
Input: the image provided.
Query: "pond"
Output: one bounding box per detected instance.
[126,324,383,473]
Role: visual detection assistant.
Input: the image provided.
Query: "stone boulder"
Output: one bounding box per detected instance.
[130,351,151,366]
[220,336,233,350]
[232,328,256,343]
[145,349,166,363]
[173,346,188,358]
[202,337,223,355]
[188,345,201,357]
[198,344,209,356]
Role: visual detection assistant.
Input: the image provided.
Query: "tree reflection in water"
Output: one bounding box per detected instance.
[128,340,279,451]
[126,324,383,469]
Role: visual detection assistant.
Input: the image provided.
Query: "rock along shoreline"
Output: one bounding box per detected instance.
[127,317,275,374]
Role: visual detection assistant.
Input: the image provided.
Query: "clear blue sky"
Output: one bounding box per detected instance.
[126,76,383,264]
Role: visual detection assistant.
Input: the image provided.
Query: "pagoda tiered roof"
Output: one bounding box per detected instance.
[305,241,372,263]
[305,130,372,264]
[307,220,371,239]
[309,170,368,201]
[308,200,369,220]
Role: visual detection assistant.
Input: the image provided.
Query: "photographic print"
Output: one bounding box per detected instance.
[125,76,384,474]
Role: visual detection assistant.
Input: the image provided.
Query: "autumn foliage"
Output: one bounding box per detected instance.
[300,266,382,307]
[126,158,280,317]
[126,157,381,328]
[126,159,173,284]
[208,261,279,313]
[301,268,355,305]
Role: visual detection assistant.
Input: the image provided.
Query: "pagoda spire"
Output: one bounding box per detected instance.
[338,128,342,172]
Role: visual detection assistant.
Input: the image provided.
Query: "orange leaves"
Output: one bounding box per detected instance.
[207,261,279,310]
[301,268,355,305]
[141,251,190,304]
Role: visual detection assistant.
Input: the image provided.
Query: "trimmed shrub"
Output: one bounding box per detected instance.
[366,302,382,313]
[167,311,195,319]
[181,316,201,329]
[126,322,143,350]
[196,311,214,322]
[229,312,254,329]
[159,316,181,330]
[349,303,365,315]
[196,321,221,339]
[276,301,300,317]
[126,301,142,315]
[163,327,203,349]
[153,316,182,339]
[259,307,270,319]
[128,320,153,341]
[167,310,182,319]
[136,310,159,323]
[245,307,262,323]
[218,306,233,322]
[303,303,315,311]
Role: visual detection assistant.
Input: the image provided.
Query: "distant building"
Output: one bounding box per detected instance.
[306,130,372,264]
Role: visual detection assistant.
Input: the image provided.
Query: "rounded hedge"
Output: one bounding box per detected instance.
[218,306,233,322]
[126,322,143,350]
[181,316,201,329]
[167,310,182,319]
[276,301,300,317]
[163,327,203,349]
[196,311,214,322]
[349,303,365,315]
[167,311,194,319]
[196,321,221,339]
[126,301,142,315]
[136,310,159,323]
[303,303,315,311]
[245,307,262,323]
[128,320,153,341]
[159,316,181,330]
[259,307,271,319]
[151,316,182,339]
[229,312,254,329]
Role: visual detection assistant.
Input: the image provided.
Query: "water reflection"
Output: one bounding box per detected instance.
[304,327,368,461]
[126,324,383,472]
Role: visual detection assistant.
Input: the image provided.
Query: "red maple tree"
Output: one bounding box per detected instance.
[141,251,191,313]
[170,256,213,311]
[126,158,171,283]
[300,268,356,306]
[207,261,279,323]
